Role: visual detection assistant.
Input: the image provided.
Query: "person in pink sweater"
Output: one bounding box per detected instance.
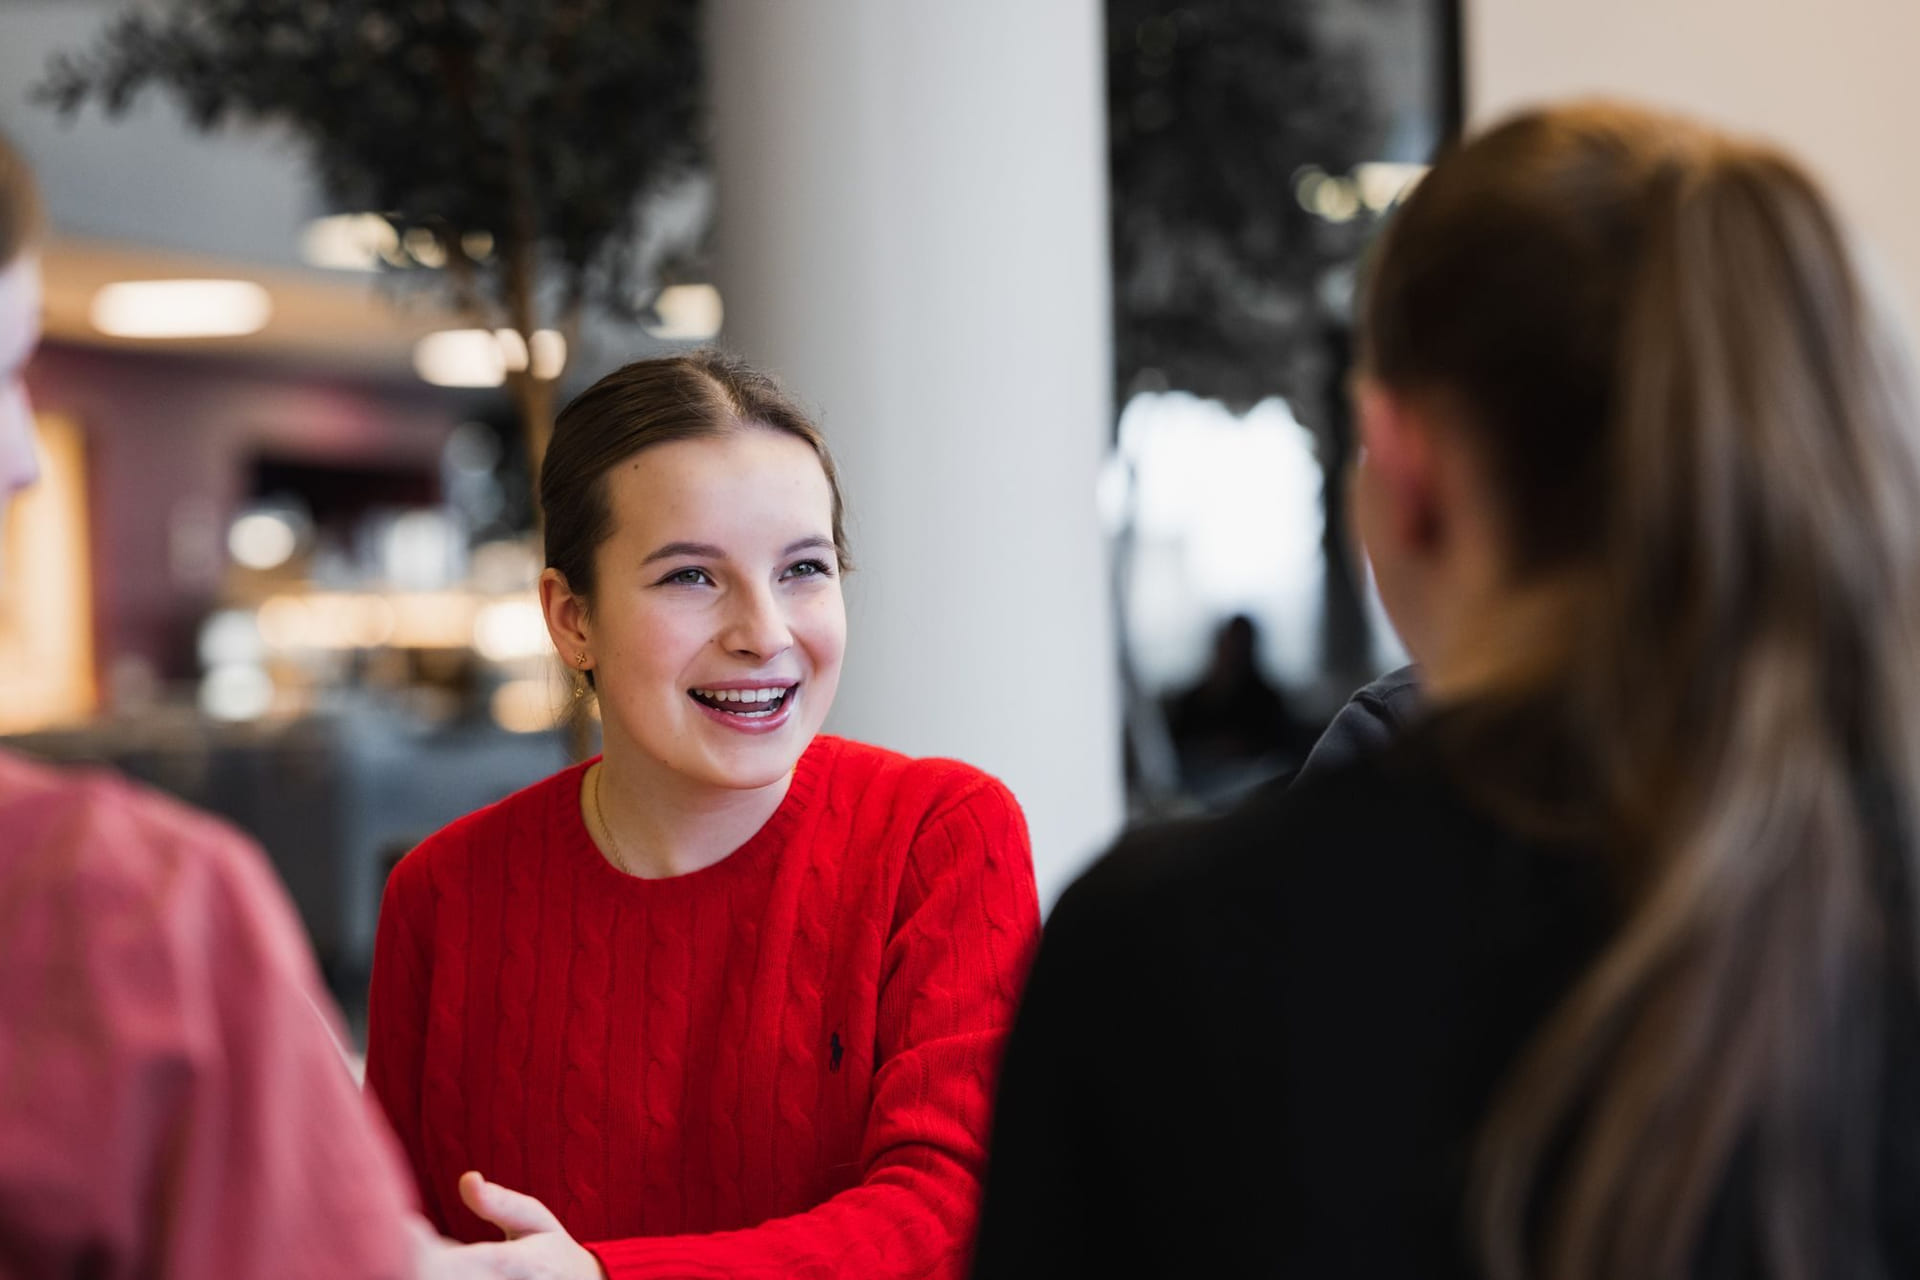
[366,352,1042,1279]
[0,134,441,1278]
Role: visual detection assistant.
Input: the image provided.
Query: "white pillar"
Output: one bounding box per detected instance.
[708,0,1124,906]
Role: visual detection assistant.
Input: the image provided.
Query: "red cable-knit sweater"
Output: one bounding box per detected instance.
[365,734,1040,1279]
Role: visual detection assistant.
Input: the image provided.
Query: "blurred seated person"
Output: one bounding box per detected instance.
[1162,614,1318,797]
[0,130,434,1278]
[973,102,1920,1278]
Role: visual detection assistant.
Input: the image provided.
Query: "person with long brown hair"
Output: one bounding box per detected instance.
[972,101,1920,1279]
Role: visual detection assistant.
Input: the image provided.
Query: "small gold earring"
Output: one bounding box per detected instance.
[577,653,589,667]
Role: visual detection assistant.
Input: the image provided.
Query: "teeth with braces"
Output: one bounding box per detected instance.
[693,686,790,704]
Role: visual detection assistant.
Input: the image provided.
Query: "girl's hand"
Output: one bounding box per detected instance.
[427,1171,605,1280]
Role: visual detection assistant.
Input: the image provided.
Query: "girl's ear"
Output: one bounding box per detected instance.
[1355,380,1445,554]
[540,567,594,672]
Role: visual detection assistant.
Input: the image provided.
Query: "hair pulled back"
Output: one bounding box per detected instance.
[1365,102,1920,1280]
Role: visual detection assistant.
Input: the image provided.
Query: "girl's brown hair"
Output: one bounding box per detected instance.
[1363,102,1920,1280]
[540,349,850,607]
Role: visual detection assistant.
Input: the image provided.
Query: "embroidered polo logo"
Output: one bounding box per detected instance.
[829,1031,844,1072]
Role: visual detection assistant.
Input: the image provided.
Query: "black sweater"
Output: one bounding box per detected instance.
[972,724,1920,1278]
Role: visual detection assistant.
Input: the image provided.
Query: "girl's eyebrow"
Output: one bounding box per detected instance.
[642,540,726,564]
[644,536,835,564]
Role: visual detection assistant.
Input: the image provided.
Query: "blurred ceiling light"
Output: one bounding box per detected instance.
[1292,166,1329,214]
[228,510,300,570]
[414,329,508,387]
[414,329,565,387]
[403,227,448,268]
[491,677,559,734]
[1353,162,1428,213]
[528,329,566,379]
[1310,177,1361,224]
[645,284,724,341]
[494,328,567,379]
[300,213,399,271]
[494,328,528,374]
[491,328,566,379]
[473,599,551,662]
[460,229,495,261]
[90,279,273,339]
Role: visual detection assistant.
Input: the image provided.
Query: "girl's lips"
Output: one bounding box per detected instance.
[687,683,798,735]
[689,680,800,692]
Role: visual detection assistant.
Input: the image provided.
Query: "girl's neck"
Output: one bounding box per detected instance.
[585,750,795,879]
[1419,572,1592,711]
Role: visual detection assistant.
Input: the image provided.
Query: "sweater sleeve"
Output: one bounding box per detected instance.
[364,841,445,1230]
[585,777,1042,1280]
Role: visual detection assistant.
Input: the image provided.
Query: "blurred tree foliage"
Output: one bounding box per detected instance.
[1108,0,1378,412]
[38,0,705,465]
[1108,0,1398,797]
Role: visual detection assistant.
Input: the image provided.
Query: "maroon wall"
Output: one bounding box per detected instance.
[25,343,470,691]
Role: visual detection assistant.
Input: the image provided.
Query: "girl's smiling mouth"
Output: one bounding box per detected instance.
[687,682,798,729]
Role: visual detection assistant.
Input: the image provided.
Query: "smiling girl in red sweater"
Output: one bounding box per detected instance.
[366,352,1040,1279]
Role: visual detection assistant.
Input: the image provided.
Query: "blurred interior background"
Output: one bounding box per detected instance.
[3,0,1918,1036]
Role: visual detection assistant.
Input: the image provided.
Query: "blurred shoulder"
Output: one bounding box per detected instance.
[1064,741,1461,931]
[1290,664,1424,788]
[0,748,325,1011]
[1061,723,1606,986]
[0,747,272,911]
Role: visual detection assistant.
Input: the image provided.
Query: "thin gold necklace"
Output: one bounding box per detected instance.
[591,764,633,876]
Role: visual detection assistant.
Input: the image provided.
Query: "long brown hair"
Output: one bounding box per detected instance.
[1362,103,1920,1279]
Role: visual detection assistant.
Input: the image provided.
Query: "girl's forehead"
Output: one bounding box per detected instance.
[602,432,835,538]
[621,427,822,474]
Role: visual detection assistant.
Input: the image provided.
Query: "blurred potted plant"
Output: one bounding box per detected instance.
[1108,0,1378,413]
[38,0,706,472]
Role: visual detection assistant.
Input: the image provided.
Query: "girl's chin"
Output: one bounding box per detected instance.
[671,727,815,791]
[685,755,804,794]
[609,696,830,788]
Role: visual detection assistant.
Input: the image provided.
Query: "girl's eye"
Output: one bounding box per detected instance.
[783,559,834,581]
[661,567,713,587]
